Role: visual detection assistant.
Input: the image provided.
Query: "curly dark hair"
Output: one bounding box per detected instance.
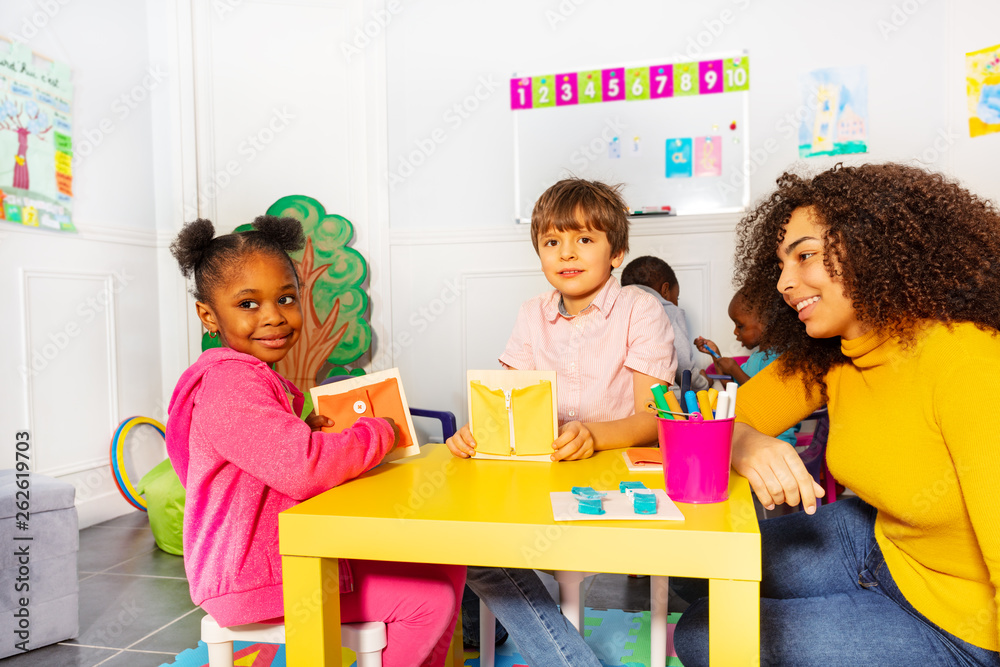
[736,162,1000,392]
[170,215,305,303]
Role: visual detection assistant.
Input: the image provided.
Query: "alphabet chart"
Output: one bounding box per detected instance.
[512,52,750,222]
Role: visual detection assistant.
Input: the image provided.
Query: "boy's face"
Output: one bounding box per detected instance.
[728,298,763,349]
[537,217,624,316]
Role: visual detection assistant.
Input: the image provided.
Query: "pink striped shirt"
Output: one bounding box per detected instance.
[500,276,676,425]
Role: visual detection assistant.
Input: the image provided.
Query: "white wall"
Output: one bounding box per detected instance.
[1,0,166,526]
[383,0,1000,421]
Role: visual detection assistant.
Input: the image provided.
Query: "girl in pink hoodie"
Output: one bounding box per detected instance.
[166,215,464,667]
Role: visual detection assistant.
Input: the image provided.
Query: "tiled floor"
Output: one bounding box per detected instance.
[6,511,202,667]
[10,510,679,666]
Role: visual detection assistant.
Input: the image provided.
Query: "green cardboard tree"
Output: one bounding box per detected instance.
[202,195,370,389]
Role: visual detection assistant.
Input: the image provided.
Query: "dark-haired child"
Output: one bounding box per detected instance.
[694,290,798,446]
[166,216,464,667]
[621,254,708,391]
[446,179,676,664]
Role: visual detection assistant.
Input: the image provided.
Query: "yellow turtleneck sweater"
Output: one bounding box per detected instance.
[735,321,1000,651]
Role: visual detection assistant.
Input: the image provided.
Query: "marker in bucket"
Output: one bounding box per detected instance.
[695,391,714,420]
[684,390,700,415]
[650,384,673,420]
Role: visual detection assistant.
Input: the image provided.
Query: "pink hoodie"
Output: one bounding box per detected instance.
[166,348,394,626]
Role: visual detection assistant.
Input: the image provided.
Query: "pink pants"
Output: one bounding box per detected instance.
[340,560,466,667]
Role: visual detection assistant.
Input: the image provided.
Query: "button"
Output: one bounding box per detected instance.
[569,410,576,417]
[353,400,367,414]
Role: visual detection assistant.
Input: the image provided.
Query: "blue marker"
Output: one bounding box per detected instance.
[684,390,700,415]
[705,346,721,359]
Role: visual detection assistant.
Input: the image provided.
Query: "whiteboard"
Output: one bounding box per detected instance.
[513,52,750,222]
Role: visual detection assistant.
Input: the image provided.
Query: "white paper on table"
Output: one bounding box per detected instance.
[550,490,685,522]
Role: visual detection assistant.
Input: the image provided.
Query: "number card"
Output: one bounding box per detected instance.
[699,60,724,95]
[694,136,722,177]
[626,67,650,101]
[602,67,626,102]
[533,75,555,108]
[556,72,578,106]
[665,138,693,178]
[650,65,674,99]
[724,56,750,92]
[674,62,698,97]
[579,70,602,104]
[511,77,533,110]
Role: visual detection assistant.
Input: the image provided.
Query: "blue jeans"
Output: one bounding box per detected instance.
[674,497,1000,666]
[465,566,602,667]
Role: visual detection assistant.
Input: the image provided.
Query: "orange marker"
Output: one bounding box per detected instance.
[696,390,714,420]
[664,390,686,420]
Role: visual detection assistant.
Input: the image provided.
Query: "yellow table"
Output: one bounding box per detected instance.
[279,445,761,666]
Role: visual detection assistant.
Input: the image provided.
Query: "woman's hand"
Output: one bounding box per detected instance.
[731,422,825,514]
[305,412,333,432]
[445,423,477,458]
[551,421,595,461]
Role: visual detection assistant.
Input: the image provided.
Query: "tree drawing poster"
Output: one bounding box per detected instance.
[798,66,869,158]
[966,43,1000,138]
[0,42,75,232]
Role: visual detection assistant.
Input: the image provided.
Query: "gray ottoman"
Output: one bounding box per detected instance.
[0,471,79,658]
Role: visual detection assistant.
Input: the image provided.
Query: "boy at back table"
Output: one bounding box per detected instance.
[446,178,676,664]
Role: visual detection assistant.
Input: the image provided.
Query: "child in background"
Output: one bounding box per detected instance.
[167,216,463,667]
[621,255,709,391]
[695,289,798,446]
[446,178,676,665]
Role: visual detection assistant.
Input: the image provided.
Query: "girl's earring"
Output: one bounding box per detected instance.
[209,330,218,339]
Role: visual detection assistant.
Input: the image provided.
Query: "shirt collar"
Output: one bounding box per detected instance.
[840,328,896,368]
[544,275,621,321]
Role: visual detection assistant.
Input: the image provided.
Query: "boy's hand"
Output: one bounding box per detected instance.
[446,423,477,458]
[731,422,824,514]
[694,336,720,357]
[305,412,333,432]
[551,421,595,461]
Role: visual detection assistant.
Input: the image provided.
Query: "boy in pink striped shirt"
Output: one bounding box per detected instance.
[447,178,676,461]
[446,178,676,664]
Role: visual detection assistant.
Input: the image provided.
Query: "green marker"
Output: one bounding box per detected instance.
[650,383,674,420]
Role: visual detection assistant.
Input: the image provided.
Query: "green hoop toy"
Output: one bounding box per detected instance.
[109,416,166,511]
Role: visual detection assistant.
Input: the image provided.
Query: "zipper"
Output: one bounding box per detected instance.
[503,388,515,455]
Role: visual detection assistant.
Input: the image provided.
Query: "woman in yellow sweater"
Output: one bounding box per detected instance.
[674,163,1000,666]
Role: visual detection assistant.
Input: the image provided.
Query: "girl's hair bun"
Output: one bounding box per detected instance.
[170,218,216,278]
[252,215,305,254]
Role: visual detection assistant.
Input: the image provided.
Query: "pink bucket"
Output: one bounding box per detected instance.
[657,416,734,503]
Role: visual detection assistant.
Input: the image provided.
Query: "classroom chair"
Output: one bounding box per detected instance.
[201,613,387,666]
[202,613,465,667]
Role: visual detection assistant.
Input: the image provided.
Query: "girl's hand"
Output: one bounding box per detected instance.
[382,417,401,450]
[731,422,824,514]
[714,356,742,376]
[694,337,721,357]
[551,421,595,461]
[446,423,477,458]
[305,412,333,432]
